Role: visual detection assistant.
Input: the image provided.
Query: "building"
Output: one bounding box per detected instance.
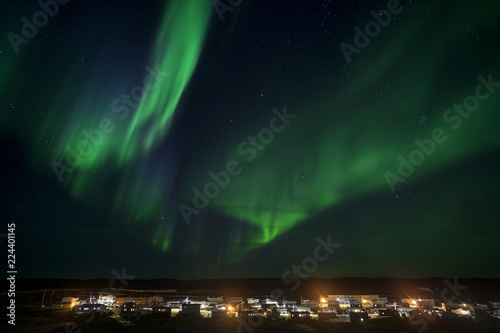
[211,309,228,319]
[148,296,165,307]
[489,301,500,310]
[166,300,182,307]
[176,303,201,319]
[182,303,201,314]
[452,307,471,316]
[125,299,142,304]
[401,298,435,309]
[349,312,369,324]
[473,304,489,311]
[269,307,287,320]
[76,304,106,312]
[152,306,171,318]
[350,300,362,308]
[318,312,337,321]
[237,309,261,319]
[121,302,139,318]
[290,311,310,320]
[208,296,224,303]
[379,309,399,317]
[97,295,116,306]
[228,297,244,305]
[115,296,132,305]
[301,299,319,307]
[372,298,387,307]
[327,295,386,308]
[61,297,79,307]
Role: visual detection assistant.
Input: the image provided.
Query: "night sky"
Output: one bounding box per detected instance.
[1,0,499,280]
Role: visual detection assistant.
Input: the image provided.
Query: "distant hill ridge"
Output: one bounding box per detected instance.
[7,277,500,302]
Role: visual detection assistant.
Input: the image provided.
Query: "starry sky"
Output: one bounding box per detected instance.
[1,0,499,280]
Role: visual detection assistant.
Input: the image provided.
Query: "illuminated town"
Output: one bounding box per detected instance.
[5,278,500,332]
[52,292,500,321]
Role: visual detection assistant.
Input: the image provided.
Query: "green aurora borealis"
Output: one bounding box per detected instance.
[1,0,499,278]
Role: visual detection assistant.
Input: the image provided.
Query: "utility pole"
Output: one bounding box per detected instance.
[41,289,46,308]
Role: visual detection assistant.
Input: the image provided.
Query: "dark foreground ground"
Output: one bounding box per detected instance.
[1,309,500,333]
